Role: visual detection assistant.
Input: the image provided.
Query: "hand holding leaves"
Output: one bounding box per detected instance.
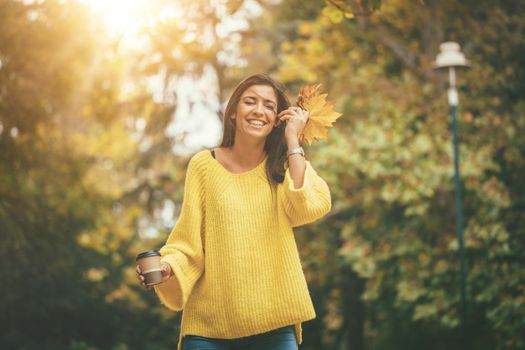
[296,84,342,145]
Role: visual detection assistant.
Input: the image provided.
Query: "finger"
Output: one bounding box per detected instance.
[275,117,288,127]
[295,110,308,120]
[277,116,291,125]
[297,107,308,113]
[291,106,306,115]
[281,115,306,124]
[161,262,169,273]
[279,115,292,122]
[303,112,310,120]
[160,263,171,278]
[278,108,300,117]
[141,278,151,288]
[278,110,293,118]
[279,110,305,119]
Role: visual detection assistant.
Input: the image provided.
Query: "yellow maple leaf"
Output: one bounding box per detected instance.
[296,84,342,145]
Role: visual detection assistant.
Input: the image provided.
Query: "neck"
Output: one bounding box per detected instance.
[228,133,267,166]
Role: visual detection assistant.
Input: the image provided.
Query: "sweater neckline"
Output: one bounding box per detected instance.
[207,149,267,176]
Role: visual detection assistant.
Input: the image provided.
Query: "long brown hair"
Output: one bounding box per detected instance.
[220,74,290,186]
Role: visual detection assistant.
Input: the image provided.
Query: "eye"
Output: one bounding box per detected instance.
[265,104,276,111]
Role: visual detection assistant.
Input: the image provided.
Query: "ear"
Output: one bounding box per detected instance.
[231,112,236,120]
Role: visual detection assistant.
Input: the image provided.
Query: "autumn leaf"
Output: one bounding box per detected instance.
[296,84,342,145]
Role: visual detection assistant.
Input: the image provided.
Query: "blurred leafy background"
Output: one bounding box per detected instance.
[1,0,524,349]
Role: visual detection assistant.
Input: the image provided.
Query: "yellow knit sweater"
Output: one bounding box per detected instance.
[154,149,331,350]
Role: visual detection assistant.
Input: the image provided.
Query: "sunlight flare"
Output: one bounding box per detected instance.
[79,0,167,35]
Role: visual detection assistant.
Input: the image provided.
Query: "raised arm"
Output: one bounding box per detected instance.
[278,159,331,228]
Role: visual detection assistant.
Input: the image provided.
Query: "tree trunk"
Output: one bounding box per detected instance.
[339,266,365,350]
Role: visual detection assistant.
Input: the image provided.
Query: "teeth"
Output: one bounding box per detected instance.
[248,120,265,126]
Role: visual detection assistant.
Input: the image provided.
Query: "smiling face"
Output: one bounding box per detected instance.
[231,84,278,141]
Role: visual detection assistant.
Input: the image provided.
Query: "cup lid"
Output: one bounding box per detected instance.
[136,250,161,261]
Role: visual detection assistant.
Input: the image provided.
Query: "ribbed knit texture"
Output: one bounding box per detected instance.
[154,150,332,350]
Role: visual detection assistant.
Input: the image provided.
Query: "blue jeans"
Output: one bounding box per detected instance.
[182,325,298,350]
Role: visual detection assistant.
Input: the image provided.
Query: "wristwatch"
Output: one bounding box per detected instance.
[287,146,305,158]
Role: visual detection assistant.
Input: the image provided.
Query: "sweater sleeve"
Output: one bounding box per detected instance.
[153,154,206,311]
[278,160,332,228]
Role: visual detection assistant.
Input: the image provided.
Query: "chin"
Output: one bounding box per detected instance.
[239,126,271,140]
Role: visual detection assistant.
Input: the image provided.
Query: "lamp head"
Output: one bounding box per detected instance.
[434,42,469,69]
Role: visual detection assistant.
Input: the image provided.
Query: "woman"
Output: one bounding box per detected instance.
[136,73,331,350]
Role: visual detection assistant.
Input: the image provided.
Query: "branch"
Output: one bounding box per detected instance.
[326,0,374,16]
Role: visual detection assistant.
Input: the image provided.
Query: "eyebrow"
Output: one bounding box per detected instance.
[243,95,276,106]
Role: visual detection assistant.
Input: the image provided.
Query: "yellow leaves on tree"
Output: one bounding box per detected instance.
[296,84,342,145]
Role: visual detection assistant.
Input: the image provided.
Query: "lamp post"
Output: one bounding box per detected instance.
[434,42,469,330]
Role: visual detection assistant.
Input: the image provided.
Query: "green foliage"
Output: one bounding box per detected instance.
[0,0,181,348]
[271,0,525,348]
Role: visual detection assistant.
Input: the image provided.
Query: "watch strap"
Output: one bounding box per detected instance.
[287,146,305,158]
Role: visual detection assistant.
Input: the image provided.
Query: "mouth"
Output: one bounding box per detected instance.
[246,119,267,127]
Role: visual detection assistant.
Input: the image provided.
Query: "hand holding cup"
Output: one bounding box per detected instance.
[136,262,172,289]
[135,251,172,289]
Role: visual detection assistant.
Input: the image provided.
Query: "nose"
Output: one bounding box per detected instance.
[253,102,264,116]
